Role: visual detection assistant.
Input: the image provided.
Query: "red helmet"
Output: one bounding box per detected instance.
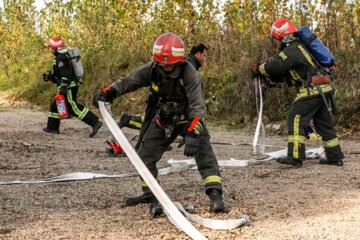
[48,37,66,50]
[152,33,185,66]
[271,19,297,39]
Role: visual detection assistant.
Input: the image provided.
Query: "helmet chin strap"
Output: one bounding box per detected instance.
[157,64,182,79]
[281,33,297,44]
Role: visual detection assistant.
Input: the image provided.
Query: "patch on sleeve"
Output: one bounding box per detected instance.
[58,61,64,67]
[279,51,288,61]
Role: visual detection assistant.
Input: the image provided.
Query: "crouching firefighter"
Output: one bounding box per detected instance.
[116,43,209,131]
[93,33,224,212]
[43,37,102,137]
[252,19,344,167]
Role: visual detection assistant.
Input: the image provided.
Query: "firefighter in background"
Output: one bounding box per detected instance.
[252,19,344,167]
[117,43,209,130]
[43,37,102,137]
[93,33,224,212]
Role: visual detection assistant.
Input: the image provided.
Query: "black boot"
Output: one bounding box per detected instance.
[126,191,157,206]
[117,113,131,128]
[208,189,225,212]
[319,158,344,166]
[276,156,303,167]
[42,127,59,134]
[90,121,102,137]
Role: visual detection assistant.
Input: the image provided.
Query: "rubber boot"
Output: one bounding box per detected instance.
[42,127,59,134]
[319,158,343,166]
[276,156,303,167]
[208,189,225,212]
[90,121,102,137]
[117,113,131,128]
[118,113,143,130]
[126,191,156,206]
[43,117,60,134]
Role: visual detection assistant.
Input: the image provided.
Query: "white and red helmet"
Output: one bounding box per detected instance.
[152,33,185,66]
[271,19,297,40]
[48,37,66,50]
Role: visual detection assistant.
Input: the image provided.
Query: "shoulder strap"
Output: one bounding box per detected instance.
[298,44,329,75]
[304,34,317,47]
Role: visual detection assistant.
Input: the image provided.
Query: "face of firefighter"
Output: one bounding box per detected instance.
[276,38,282,47]
[195,50,207,64]
[161,66,175,72]
[50,47,56,54]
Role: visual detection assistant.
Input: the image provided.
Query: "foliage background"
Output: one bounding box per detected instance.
[0,0,359,129]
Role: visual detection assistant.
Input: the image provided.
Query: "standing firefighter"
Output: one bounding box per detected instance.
[252,19,344,167]
[94,33,224,212]
[43,37,102,137]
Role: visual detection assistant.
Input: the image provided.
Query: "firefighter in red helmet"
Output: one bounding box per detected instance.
[43,37,102,137]
[116,43,209,134]
[94,33,224,212]
[252,19,344,167]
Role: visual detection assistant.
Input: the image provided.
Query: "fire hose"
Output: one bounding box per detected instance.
[99,102,253,239]
[0,147,324,185]
[0,101,326,237]
[99,102,208,240]
[252,75,266,155]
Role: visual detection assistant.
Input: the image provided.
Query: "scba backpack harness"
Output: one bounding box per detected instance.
[297,26,338,114]
[67,48,84,84]
[297,26,335,85]
[297,26,335,68]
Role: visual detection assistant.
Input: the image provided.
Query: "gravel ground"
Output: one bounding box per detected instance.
[1,107,359,240]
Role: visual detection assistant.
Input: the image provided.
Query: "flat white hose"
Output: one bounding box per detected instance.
[99,101,207,240]
[0,148,324,185]
[173,202,249,230]
[252,76,266,155]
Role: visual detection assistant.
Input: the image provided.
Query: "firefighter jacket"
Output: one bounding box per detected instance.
[53,49,77,90]
[110,61,206,121]
[185,54,202,71]
[258,40,333,102]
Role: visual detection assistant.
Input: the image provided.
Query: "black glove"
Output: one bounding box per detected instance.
[42,71,55,83]
[183,118,203,157]
[93,86,117,108]
[184,132,200,157]
[42,73,48,82]
[59,86,68,95]
[251,64,260,78]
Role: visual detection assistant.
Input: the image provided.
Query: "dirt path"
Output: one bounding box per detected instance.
[1,107,359,240]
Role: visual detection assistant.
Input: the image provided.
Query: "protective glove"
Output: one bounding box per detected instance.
[93,86,117,108]
[184,132,200,157]
[251,64,260,78]
[183,117,203,157]
[42,73,48,82]
[58,86,68,95]
[42,71,56,83]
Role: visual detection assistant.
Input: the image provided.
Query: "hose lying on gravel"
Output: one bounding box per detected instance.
[100,101,208,240]
[0,147,324,185]
[171,202,249,230]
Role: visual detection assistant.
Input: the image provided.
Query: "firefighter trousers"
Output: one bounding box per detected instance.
[287,95,344,161]
[137,119,222,194]
[47,86,99,130]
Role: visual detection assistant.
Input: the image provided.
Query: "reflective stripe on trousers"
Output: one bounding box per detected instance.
[289,114,306,159]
